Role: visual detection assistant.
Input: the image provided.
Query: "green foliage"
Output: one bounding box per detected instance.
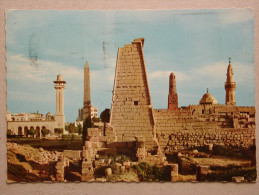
[115,155,130,163]
[65,123,75,134]
[41,129,49,137]
[82,116,93,142]
[62,134,72,139]
[54,128,63,134]
[206,167,257,182]
[133,162,171,182]
[27,129,36,136]
[100,108,110,123]
[106,170,139,182]
[7,129,12,136]
[77,123,82,135]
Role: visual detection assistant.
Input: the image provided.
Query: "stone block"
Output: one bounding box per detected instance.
[95,178,107,182]
[63,150,82,160]
[232,176,245,183]
[82,161,92,168]
[123,161,130,166]
[121,166,126,172]
[56,169,64,174]
[85,141,92,148]
[196,165,210,181]
[171,176,178,182]
[55,163,64,170]
[105,168,112,176]
[92,142,100,148]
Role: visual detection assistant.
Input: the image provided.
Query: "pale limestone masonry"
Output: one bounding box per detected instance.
[196,165,210,181]
[108,38,255,154]
[110,38,156,150]
[81,128,102,181]
[170,164,178,182]
[55,157,69,182]
[153,108,255,152]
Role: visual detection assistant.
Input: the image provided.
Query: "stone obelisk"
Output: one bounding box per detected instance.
[83,61,91,120]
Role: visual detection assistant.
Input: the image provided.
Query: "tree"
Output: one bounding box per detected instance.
[78,123,82,135]
[68,123,75,134]
[7,129,12,136]
[41,129,50,137]
[54,128,63,134]
[100,108,110,123]
[28,129,36,137]
[82,116,93,142]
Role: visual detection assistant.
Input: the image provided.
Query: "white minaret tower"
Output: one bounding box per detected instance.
[54,74,66,129]
[225,57,236,106]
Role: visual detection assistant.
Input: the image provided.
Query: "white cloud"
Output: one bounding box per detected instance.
[149,70,189,81]
[193,61,254,85]
[6,53,83,84]
[7,90,53,103]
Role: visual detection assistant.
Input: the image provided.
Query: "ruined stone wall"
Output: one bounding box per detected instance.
[153,109,255,152]
[110,38,156,150]
[165,128,255,153]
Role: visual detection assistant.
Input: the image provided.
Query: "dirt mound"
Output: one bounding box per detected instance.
[7,142,62,182]
[7,142,62,164]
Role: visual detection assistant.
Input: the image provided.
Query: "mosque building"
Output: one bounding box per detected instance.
[7,74,66,137]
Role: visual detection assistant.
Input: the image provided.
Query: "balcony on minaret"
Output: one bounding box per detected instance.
[54,74,66,86]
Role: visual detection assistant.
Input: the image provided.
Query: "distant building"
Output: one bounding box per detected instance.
[7,74,66,137]
[77,61,98,122]
[90,106,98,119]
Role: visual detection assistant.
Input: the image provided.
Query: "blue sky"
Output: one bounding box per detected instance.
[6,9,254,122]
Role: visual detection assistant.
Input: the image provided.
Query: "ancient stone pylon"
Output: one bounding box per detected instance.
[109,38,156,150]
[168,72,178,110]
[225,57,236,106]
[83,61,91,120]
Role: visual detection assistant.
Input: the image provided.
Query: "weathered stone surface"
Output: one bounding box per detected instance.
[109,38,156,150]
[105,168,112,176]
[121,166,126,172]
[196,165,210,181]
[63,150,81,160]
[232,176,245,183]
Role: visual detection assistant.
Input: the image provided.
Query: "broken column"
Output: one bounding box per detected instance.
[55,157,69,182]
[81,159,94,181]
[171,164,178,182]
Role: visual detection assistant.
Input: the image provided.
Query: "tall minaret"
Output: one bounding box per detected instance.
[53,74,66,129]
[225,57,236,106]
[168,72,178,110]
[83,61,91,120]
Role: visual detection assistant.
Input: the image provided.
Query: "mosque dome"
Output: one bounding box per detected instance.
[199,89,218,105]
[46,112,52,116]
